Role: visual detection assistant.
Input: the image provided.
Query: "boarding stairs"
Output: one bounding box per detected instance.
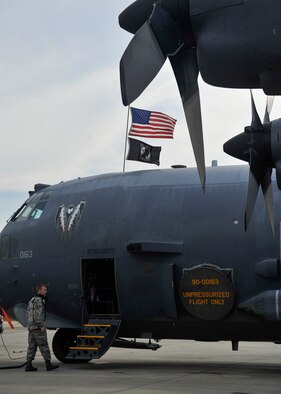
[66,318,121,360]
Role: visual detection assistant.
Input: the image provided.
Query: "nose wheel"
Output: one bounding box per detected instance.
[52,328,92,363]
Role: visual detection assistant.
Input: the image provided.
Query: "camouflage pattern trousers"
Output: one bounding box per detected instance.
[27,329,51,361]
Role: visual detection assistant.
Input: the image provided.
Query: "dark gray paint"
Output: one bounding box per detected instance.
[0,165,281,341]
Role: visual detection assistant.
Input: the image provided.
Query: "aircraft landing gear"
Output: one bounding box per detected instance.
[52,328,92,363]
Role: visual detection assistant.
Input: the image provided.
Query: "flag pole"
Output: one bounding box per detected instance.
[122,105,130,173]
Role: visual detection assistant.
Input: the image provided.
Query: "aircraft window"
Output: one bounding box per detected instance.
[30,207,43,219]
[11,191,52,222]
[12,204,26,219]
[0,236,19,259]
[0,235,9,259]
[18,206,33,220]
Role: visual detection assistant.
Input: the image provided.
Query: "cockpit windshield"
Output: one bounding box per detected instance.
[11,191,52,222]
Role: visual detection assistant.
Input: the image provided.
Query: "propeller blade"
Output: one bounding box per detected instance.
[120,4,183,106]
[170,47,205,190]
[120,21,166,105]
[275,160,281,190]
[244,148,262,231]
[250,90,263,130]
[260,167,274,236]
[263,95,275,123]
[119,0,155,34]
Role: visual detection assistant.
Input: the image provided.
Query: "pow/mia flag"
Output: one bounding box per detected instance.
[127,138,161,166]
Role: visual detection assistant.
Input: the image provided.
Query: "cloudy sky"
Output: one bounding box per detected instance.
[0,1,280,231]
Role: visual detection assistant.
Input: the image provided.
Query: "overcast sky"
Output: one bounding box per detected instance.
[0,1,280,231]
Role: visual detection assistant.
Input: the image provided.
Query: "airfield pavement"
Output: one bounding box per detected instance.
[0,322,281,394]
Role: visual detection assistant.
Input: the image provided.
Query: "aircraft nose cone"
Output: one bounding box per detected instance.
[223,133,251,162]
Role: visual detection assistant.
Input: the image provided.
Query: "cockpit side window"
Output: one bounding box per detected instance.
[0,235,19,259]
[11,191,52,222]
[0,235,9,259]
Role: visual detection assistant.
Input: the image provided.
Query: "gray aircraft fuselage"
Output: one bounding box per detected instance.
[0,165,280,343]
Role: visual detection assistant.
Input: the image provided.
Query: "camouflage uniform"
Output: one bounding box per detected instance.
[26,295,51,361]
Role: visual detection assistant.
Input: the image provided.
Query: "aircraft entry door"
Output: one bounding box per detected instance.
[81,258,119,317]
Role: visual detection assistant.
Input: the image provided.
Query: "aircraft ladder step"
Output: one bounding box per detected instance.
[66,319,121,360]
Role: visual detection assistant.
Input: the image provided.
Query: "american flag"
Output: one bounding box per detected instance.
[128,107,176,139]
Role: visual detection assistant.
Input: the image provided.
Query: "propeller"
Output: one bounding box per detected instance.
[119,0,156,34]
[224,91,276,234]
[119,0,206,190]
[264,95,274,123]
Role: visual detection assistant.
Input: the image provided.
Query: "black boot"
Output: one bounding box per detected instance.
[25,360,38,372]
[45,359,59,371]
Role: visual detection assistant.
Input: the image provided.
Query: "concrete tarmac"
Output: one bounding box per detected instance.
[1,322,281,394]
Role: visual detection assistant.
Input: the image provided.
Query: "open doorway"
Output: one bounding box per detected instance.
[81,258,119,317]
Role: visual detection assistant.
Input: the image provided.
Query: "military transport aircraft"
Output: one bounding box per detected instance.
[119,0,281,189]
[0,159,281,363]
[1,0,281,365]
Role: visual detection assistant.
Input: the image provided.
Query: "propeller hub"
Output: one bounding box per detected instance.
[224,94,277,234]
[224,126,272,167]
[119,0,193,44]
[270,118,281,189]
[271,119,281,163]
